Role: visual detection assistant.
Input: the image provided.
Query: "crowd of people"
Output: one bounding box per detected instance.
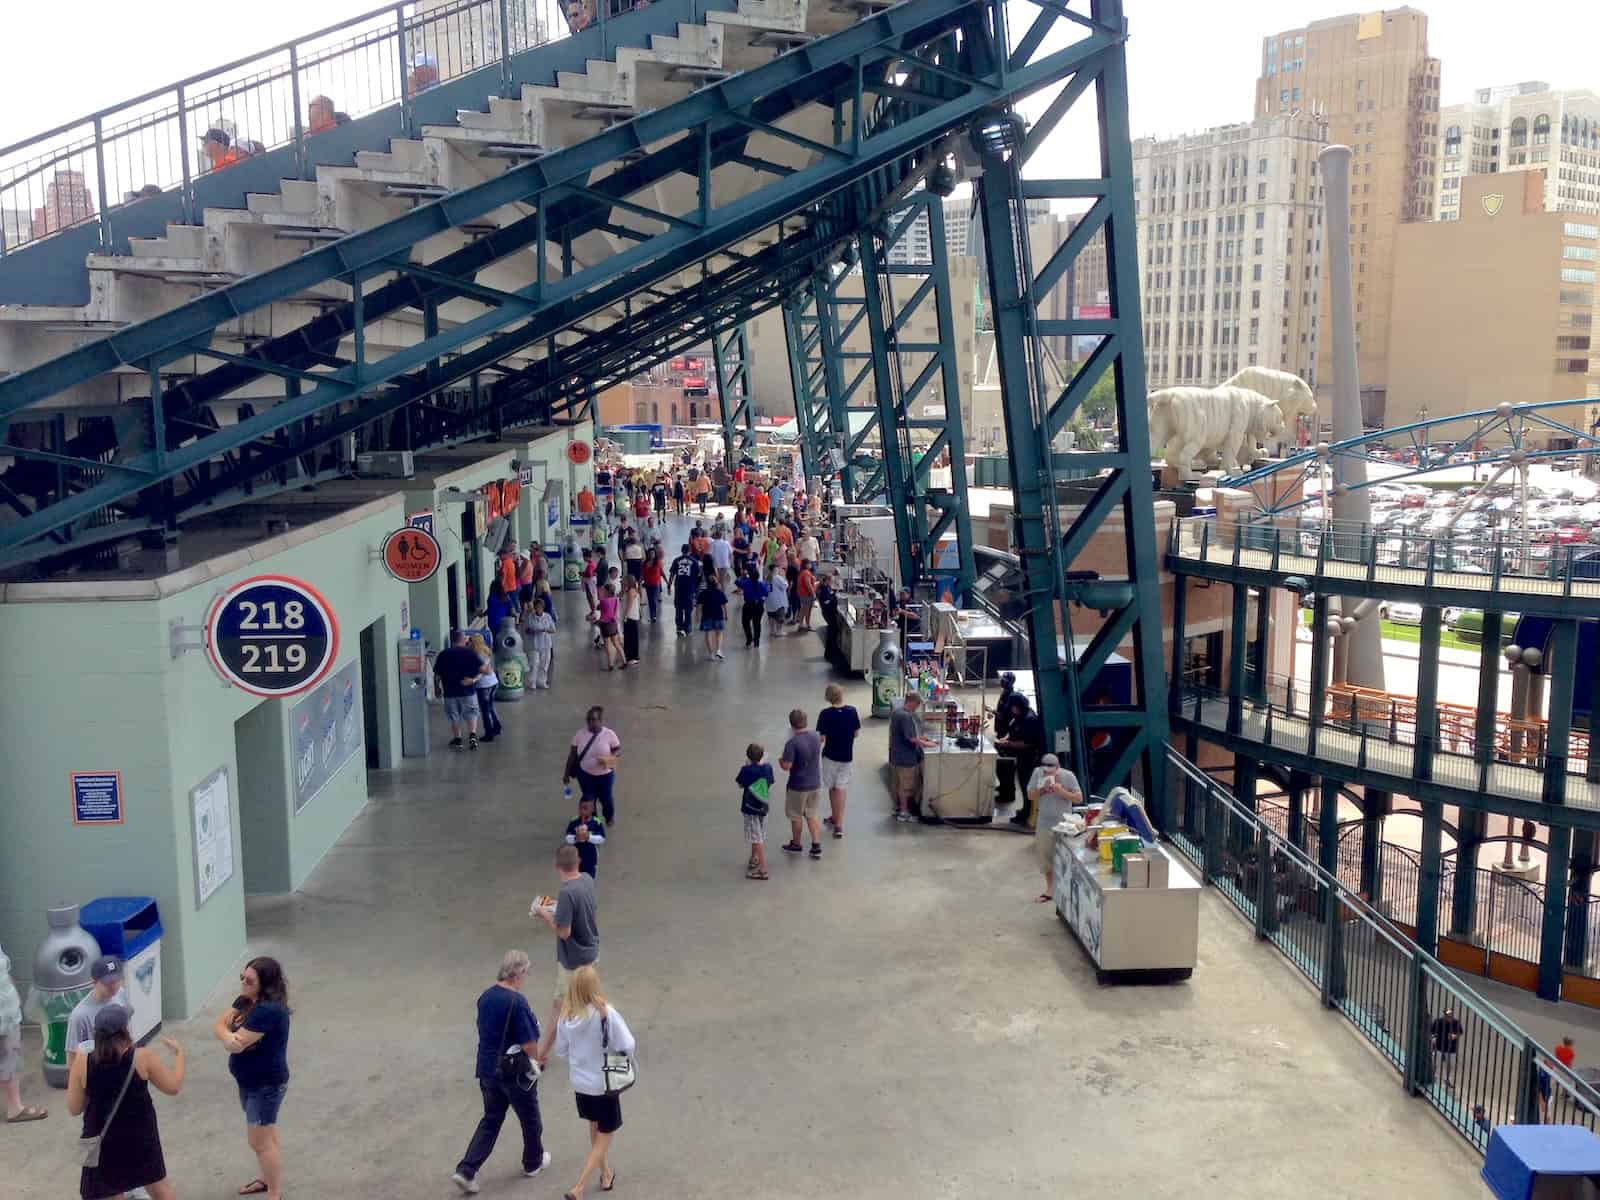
[0,455,1071,1200]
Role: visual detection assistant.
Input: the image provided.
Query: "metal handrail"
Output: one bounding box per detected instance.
[1172,514,1600,588]
[1,0,587,256]
[1166,746,1600,1150]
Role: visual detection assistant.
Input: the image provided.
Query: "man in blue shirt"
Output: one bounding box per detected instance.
[815,684,861,838]
[452,950,549,1193]
[670,543,700,637]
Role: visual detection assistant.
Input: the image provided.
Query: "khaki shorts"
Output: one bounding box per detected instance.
[555,959,598,1002]
[1036,826,1057,873]
[892,763,922,806]
[0,1030,18,1082]
[785,788,820,820]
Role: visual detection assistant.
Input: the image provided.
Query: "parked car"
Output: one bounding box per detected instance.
[1381,600,1424,626]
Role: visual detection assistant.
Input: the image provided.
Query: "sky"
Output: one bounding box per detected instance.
[3,1,1600,180]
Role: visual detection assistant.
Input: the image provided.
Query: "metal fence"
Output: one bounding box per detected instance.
[0,0,577,255]
[1167,748,1600,1156]
[1180,675,1593,790]
[1171,514,1600,593]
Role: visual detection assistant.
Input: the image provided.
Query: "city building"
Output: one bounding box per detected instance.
[1386,171,1600,433]
[884,204,933,265]
[1,207,31,249]
[1030,214,1110,369]
[1435,82,1600,220]
[1132,114,1329,390]
[1255,8,1440,425]
[31,169,93,238]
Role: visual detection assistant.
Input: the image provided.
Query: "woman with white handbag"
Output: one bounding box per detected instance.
[551,965,635,1199]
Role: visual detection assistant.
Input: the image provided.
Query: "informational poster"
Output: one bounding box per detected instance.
[291,659,364,815]
[190,766,234,908]
[71,771,123,826]
[408,509,435,536]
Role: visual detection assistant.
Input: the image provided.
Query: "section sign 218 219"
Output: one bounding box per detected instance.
[206,575,340,697]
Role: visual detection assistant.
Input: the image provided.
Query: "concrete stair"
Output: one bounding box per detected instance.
[0,0,869,425]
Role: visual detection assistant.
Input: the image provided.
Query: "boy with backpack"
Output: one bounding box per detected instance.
[737,743,775,881]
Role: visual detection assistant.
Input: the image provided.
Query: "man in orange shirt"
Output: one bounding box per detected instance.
[752,486,770,526]
[576,487,597,515]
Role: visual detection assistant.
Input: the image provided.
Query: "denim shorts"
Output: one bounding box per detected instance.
[239,1083,288,1127]
[443,694,480,722]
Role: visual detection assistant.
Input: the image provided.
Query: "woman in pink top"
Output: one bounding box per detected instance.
[594,583,624,670]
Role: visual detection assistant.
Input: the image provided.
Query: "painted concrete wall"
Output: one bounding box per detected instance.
[0,494,408,1019]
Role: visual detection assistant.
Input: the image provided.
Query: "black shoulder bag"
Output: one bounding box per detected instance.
[495,995,540,1090]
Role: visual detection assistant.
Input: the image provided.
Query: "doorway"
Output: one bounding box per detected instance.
[460,506,482,620]
[359,622,381,769]
[447,563,461,633]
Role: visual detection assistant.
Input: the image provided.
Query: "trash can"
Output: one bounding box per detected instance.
[28,904,100,1087]
[79,898,164,1045]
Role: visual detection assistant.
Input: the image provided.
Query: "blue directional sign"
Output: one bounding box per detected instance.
[206,575,339,697]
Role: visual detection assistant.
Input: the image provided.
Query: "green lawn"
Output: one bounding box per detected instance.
[1299,608,1503,654]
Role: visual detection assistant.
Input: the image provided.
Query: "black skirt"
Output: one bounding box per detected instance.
[575,1090,624,1134]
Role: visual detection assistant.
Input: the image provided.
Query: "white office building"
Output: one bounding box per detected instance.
[1436,82,1600,220]
[1133,114,1329,389]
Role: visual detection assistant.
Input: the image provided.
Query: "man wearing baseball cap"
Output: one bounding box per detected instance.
[66,956,131,1063]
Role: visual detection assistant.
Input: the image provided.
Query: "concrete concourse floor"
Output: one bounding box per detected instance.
[4,513,1483,1199]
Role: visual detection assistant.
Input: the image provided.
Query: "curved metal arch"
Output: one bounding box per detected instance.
[1222,399,1600,518]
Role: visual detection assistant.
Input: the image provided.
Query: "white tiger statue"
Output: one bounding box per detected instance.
[1148,368,1315,479]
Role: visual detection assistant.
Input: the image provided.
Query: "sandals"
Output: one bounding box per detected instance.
[5,1105,47,1123]
[603,1170,617,1191]
[746,867,769,880]
[1036,893,1054,903]
[239,1182,269,1196]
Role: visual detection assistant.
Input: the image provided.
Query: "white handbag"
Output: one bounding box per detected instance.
[600,1011,636,1095]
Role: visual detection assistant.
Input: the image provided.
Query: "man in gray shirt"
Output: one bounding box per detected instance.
[67,956,132,1060]
[888,694,938,823]
[779,708,825,859]
[535,845,599,1062]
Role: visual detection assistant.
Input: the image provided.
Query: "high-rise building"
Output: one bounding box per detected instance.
[884,205,933,266]
[1133,115,1329,390]
[1030,215,1109,368]
[31,170,93,238]
[1435,83,1600,220]
[1255,8,1440,425]
[1388,171,1600,433]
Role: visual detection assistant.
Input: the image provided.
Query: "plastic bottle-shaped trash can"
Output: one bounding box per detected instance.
[870,631,902,718]
[29,905,101,1087]
[563,534,582,590]
[494,619,528,701]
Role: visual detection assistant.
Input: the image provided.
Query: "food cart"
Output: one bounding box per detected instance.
[1053,815,1199,984]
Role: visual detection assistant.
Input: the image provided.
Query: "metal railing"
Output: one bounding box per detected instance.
[1167,748,1600,1155]
[0,0,585,256]
[1171,514,1600,593]
[1179,675,1594,786]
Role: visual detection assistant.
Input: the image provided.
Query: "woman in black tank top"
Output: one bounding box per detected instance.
[66,1005,185,1199]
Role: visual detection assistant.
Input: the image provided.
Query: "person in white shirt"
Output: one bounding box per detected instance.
[796,530,819,565]
[708,531,734,590]
[552,966,634,1198]
[523,597,556,690]
[1027,754,1082,903]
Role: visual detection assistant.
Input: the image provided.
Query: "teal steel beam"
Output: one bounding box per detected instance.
[857,227,921,589]
[1538,620,1580,1000]
[713,323,755,467]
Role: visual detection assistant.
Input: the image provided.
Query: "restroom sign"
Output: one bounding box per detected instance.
[381,526,442,583]
[206,575,339,697]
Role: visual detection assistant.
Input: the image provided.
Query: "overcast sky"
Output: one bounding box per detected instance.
[3,2,1598,178]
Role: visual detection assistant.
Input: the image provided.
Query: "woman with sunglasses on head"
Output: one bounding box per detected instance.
[213,957,292,1200]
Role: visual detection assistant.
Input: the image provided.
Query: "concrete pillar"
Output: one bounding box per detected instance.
[1540,825,1573,1002]
[1227,583,1248,735]
[1474,611,1503,766]
[1566,830,1596,972]
[1287,769,1311,850]
[1233,753,1258,861]
[1360,790,1387,902]
[1416,801,1443,952]
[1451,809,1485,939]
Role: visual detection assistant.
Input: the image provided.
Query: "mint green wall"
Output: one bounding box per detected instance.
[0,496,407,1019]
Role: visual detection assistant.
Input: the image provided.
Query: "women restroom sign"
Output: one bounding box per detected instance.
[205,575,340,698]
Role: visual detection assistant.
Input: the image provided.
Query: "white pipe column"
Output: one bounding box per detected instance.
[1317,144,1384,690]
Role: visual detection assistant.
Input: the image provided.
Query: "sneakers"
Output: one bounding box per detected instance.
[449,737,464,751]
[809,844,822,859]
[833,827,844,839]
[782,841,804,854]
[894,811,913,823]
[523,1151,553,1178]
[714,652,726,660]
[451,1171,481,1194]
[468,734,480,751]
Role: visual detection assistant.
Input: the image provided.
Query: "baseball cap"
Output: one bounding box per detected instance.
[93,1004,131,1037]
[91,955,123,984]
[1040,753,1060,767]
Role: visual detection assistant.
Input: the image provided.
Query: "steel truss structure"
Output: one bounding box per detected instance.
[712,324,755,467]
[0,0,1167,819]
[787,191,976,598]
